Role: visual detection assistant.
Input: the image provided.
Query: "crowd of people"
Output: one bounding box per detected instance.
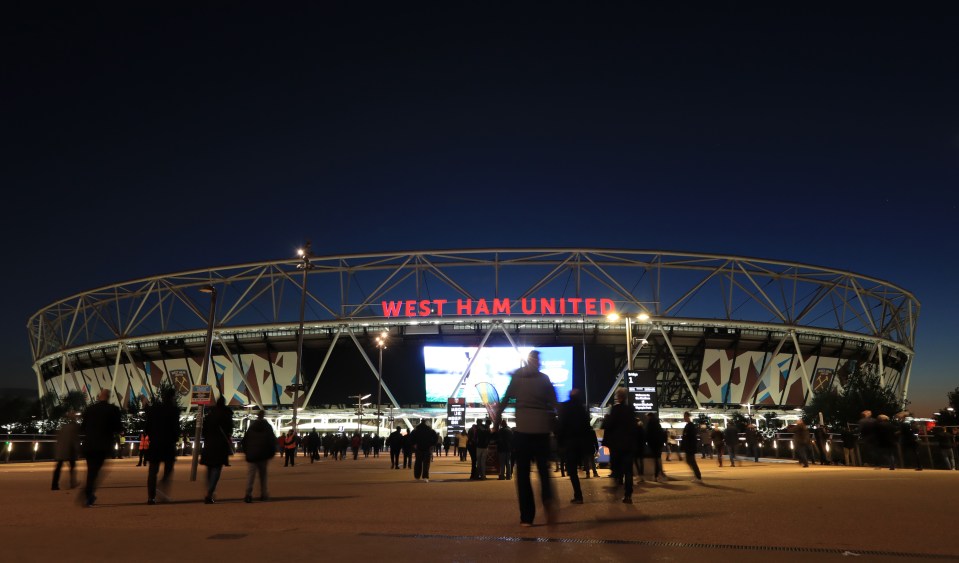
[49,354,959,529]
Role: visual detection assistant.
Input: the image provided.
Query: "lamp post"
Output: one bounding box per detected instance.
[353,393,371,435]
[374,330,388,436]
[190,284,217,482]
[291,241,314,433]
[607,311,650,387]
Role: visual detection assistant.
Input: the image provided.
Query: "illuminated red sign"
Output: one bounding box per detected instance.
[381,298,615,318]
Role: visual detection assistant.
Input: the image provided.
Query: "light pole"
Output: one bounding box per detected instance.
[353,393,371,435]
[291,241,314,432]
[607,311,650,387]
[190,284,217,482]
[374,330,388,436]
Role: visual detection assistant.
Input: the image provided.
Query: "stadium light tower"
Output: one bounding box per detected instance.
[291,241,314,432]
[190,284,217,482]
[375,331,388,436]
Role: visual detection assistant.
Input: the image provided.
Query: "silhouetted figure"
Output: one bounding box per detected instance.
[242,409,277,502]
[387,427,404,469]
[201,396,234,503]
[557,388,590,504]
[52,411,80,490]
[146,387,180,504]
[681,412,702,482]
[603,387,637,503]
[409,419,438,481]
[496,420,513,480]
[80,389,122,507]
[495,350,558,527]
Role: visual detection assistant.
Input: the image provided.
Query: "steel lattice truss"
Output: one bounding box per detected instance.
[28,249,919,409]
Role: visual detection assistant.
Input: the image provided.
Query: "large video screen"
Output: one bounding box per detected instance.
[424,346,573,404]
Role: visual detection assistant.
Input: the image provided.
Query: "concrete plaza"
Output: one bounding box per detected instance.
[1,452,957,562]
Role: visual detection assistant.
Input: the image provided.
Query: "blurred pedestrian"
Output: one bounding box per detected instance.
[146,386,180,504]
[52,411,80,490]
[646,412,666,482]
[387,426,403,469]
[933,426,955,470]
[495,350,558,527]
[603,387,636,503]
[80,389,122,507]
[793,420,811,468]
[896,415,923,471]
[723,422,739,467]
[711,425,726,467]
[840,425,859,466]
[745,423,760,462]
[557,388,590,503]
[200,396,234,503]
[876,414,897,470]
[681,412,702,481]
[242,409,276,503]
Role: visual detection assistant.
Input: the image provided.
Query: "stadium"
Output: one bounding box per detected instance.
[27,249,919,433]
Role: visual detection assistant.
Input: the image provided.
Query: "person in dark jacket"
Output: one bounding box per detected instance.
[386,427,404,469]
[557,388,590,503]
[840,426,859,466]
[813,424,830,465]
[896,415,923,470]
[711,425,726,467]
[602,387,637,503]
[724,423,739,467]
[496,420,514,480]
[52,411,81,490]
[876,414,897,470]
[745,423,761,462]
[645,413,666,482]
[409,419,438,481]
[80,389,123,507]
[792,420,811,468]
[681,411,702,481]
[200,396,234,503]
[146,386,181,504]
[242,409,276,502]
[474,419,491,480]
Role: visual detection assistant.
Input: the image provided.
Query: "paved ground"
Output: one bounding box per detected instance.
[2,453,958,562]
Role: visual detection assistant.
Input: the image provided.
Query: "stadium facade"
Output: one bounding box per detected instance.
[27,249,919,431]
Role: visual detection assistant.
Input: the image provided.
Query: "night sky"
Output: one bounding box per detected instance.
[3,4,957,416]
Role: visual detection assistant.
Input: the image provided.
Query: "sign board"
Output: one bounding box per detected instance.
[190,385,213,406]
[447,397,466,436]
[625,370,657,415]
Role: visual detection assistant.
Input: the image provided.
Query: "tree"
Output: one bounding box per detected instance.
[804,363,902,427]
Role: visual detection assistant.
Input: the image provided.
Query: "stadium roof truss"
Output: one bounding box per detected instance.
[28,249,919,410]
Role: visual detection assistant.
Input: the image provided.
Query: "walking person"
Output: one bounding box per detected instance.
[200,396,233,504]
[494,350,558,527]
[603,387,637,503]
[793,420,811,468]
[457,431,468,461]
[557,388,590,504]
[409,419,438,482]
[585,427,600,478]
[645,412,666,482]
[146,386,180,504]
[387,427,403,469]
[711,425,726,467]
[681,412,703,482]
[80,389,123,507]
[52,411,80,490]
[242,409,276,503]
[724,422,739,467]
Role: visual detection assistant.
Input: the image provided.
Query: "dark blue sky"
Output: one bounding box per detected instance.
[3,3,957,415]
